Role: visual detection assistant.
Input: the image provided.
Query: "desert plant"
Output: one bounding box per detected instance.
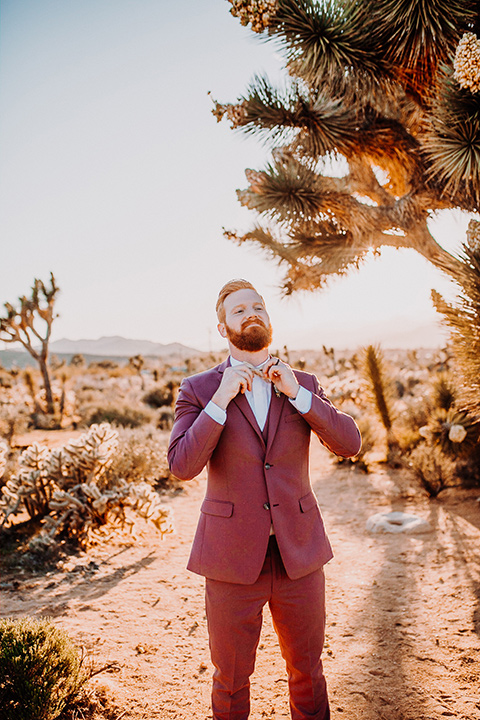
[129,354,145,390]
[83,404,155,428]
[214,0,480,294]
[407,444,458,497]
[425,407,479,457]
[0,423,174,548]
[0,616,88,720]
[432,219,480,417]
[0,441,8,480]
[157,407,175,431]
[105,426,177,490]
[0,274,59,417]
[430,372,457,411]
[361,344,398,461]
[69,354,85,368]
[143,381,177,409]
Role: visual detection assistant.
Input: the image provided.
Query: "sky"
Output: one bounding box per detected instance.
[0,0,473,353]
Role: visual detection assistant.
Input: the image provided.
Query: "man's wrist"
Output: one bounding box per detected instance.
[287,385,299,400]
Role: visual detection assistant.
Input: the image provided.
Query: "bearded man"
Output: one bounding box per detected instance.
[168,279,361,720]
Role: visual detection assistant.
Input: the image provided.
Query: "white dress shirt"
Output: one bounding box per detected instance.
[205,356,312,428]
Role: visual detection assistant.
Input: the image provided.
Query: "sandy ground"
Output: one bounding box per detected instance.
[1,438,480,720]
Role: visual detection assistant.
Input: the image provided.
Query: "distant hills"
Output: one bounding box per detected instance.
[0,336,203,369]
[48,336,200,358]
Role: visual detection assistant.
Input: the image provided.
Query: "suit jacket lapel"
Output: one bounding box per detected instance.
[266,387,287,454]
[217,358,265,446]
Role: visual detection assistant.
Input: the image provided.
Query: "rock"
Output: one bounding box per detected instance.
[366,511,432,534]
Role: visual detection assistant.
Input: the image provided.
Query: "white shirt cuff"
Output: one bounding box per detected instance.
[204,400,227,425]
[289,385,312,414]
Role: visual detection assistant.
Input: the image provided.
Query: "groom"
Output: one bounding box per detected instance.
[168,279,361,720]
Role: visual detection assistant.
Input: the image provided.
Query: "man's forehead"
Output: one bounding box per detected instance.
[224,288,265,310]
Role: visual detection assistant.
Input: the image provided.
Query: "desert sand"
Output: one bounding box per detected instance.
[1,435,480,720]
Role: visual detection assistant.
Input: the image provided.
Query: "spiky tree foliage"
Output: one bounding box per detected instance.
[216,0,480,292]
[361,344,394,432]
[0,274,59,415]
[432,219,480,417]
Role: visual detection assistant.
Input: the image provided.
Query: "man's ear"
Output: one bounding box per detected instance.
[218,322,227,339]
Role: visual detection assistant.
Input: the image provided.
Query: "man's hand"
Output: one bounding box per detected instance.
[211,364,255,410]
[263,357,300,399]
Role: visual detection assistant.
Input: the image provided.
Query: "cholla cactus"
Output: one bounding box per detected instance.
[128,482,174,535]
[0,441,8,479]
[0,443,53,522]
[0,423,174,547]
[454,32,480,94]
[61,423,118,479]
[228,0,278,33]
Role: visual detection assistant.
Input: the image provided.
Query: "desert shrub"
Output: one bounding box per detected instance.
[0,616,88,720]
[105,426,177,490]
[82,404,155,428]
[88,360,118,370]
[143,385,175,408]
[157,407,174,430]
[0,424,174,549]
[407,444,458,497]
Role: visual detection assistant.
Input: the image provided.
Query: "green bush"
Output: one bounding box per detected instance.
[0,616,87,720]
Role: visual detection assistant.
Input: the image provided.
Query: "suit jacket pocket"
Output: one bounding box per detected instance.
[284,411,303,423]
[299,491,318,513]
[201,498,234,518]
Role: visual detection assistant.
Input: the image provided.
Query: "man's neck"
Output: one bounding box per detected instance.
[229,347,269,366]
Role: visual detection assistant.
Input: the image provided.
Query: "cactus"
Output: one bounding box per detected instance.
[0,441,8,480]
[0,423,174,548]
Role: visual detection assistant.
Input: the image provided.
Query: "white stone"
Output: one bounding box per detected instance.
[366,511,432,534]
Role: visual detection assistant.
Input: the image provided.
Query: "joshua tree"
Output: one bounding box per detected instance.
[129,354,145,389]
[432,220,480,417]
[0,274,59,415]
[215,0,480,293]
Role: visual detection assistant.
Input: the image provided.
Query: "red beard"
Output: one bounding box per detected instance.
[226,319,272,352]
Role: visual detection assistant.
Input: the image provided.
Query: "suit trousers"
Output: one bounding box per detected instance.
[205,536,330,720]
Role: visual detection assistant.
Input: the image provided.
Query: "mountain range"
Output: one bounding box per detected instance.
[48,336,200,358]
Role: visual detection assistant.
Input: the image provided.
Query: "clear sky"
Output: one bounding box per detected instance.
[0,0,471,353]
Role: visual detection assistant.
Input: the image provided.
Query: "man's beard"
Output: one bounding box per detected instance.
[226,319,272,352]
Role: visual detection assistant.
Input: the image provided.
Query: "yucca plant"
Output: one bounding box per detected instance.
[0,616,88,720]
[432,219,480,418]
[360,344,398,462]
[215,0,480,292]
[427,407,478,457]
[430,371,457,412]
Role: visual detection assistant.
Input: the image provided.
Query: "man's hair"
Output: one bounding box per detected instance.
[216,279,261,323]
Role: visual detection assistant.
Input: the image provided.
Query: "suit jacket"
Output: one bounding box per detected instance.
[168,358,361,585]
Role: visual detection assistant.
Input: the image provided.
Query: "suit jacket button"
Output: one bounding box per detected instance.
[263,502,270,510]
[265,463,271,469]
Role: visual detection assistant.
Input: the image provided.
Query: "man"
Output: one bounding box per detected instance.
[168,279,361,720]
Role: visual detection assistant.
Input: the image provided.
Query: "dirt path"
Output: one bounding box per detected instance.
[1,442,480,720]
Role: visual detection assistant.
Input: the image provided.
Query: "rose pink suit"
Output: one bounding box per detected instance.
[168,358,361,719]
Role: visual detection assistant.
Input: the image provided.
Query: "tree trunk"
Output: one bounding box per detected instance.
[39,357,55,415]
